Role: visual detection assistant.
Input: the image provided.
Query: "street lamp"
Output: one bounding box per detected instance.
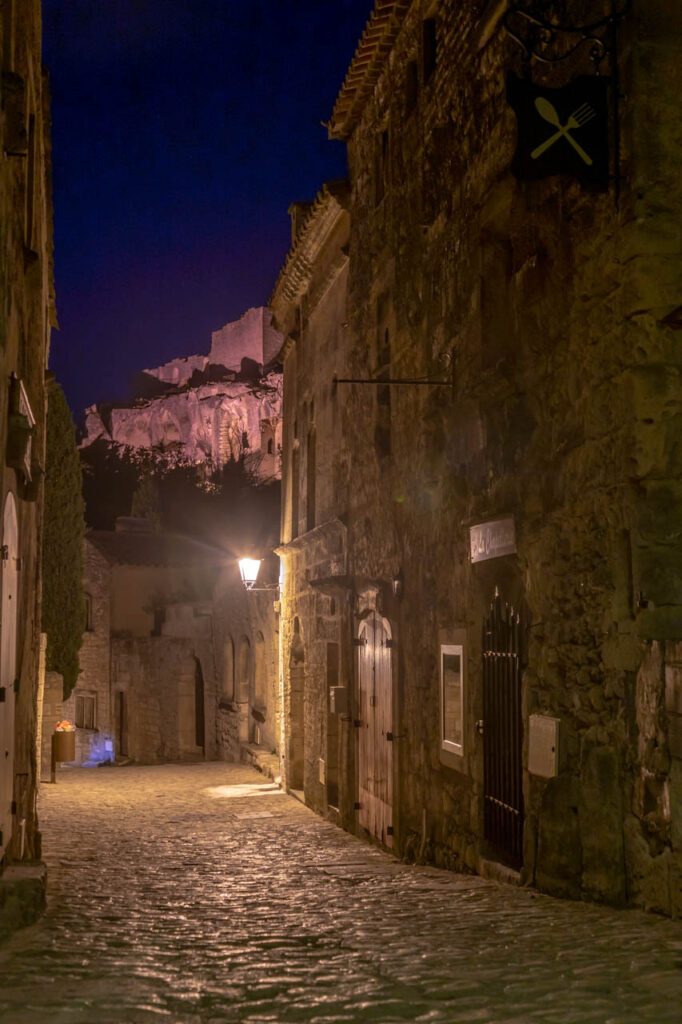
[238,556,279,592]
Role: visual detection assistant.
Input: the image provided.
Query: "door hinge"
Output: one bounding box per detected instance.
[385,638,393,648]
[0,545,8,561]
[354,801,361,810]
[353,637,366,647]
[0,687,5,702]
[476,719,484,735]
[14,557,22,571]
[11,800,16,815]
[353,719,362,728]
[386,731,393,741]
[13,677,19,693]
[386,825,394,836]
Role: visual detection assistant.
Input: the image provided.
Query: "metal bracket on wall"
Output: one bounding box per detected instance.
[334,376,453,390]
[502,0,630,70]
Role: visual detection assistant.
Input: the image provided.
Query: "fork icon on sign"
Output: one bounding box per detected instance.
[530,97,596,165]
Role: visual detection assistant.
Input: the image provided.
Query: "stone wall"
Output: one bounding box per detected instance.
[61,541,114,766]
[111,632,217,763]
[270,0,682,912]
[209,307,282,372]
[0,0,55,866]
[211,563,280,761]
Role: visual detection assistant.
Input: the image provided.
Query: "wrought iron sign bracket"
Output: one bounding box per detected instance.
[503,1,631,200]
[502,0,630,73]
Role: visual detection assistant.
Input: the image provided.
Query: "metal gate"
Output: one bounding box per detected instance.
[357,612,393,848]
[482,590,523,868]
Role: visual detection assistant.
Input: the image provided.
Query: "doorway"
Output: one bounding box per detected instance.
[357,611,393,847]
[0,494,18,860]
[115,690,128,757]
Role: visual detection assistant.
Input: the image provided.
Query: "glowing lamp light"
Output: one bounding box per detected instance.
[239,557,262,590]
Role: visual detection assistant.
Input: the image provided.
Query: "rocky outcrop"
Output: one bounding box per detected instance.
[81,308,283,480]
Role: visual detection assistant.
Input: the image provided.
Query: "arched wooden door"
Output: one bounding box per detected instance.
[357,612,393,848]
[0,494,18,860]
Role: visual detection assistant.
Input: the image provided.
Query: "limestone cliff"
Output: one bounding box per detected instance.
[81,307,283,481]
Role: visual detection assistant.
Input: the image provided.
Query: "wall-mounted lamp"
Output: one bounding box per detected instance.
[239,557,279,592]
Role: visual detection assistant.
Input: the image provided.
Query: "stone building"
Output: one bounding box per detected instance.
[81,307,283,483]
[0,0,55,871]
[271,181,353,811]
[272,0,682,914]
[63,518,279,768]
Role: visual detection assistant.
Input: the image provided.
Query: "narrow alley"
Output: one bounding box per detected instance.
[0,763,680,1024]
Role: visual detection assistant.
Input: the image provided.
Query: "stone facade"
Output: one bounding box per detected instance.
[0,0,55,868]
[70,519,280,768]
[81,307,283,482]
[272,1,682,914]
[271,183,353,813]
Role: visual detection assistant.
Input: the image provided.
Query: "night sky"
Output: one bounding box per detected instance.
[41,0,371,418]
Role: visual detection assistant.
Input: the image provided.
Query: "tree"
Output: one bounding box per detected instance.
[42,381,85,699]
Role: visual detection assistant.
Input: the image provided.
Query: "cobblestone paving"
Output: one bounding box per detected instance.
[0,763,680,1024]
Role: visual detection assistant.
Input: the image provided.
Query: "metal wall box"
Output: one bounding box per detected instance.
[528,714,560,777]
[330,686,348,715]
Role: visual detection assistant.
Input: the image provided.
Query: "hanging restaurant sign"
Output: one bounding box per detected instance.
[470,517,516,564]
[507,72,610,188]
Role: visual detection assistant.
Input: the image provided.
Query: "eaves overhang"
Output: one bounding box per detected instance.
[269,181,350,314]
[328,0,412,141]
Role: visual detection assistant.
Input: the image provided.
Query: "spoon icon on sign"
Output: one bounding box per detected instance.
[531,97,596,165]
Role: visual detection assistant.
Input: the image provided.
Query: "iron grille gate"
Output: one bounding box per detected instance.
[482,591,524,869]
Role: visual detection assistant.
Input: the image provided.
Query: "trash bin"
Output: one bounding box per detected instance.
[52,730,75,762]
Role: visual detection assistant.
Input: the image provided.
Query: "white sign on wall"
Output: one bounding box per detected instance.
[469,516,516,563]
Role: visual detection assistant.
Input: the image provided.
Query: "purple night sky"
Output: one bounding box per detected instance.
[41,0,370,419]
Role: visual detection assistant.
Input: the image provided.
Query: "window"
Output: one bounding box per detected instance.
[75,693,96,730]
[440,644,463,756]
[306,427,316,532]
[423,18,437,83]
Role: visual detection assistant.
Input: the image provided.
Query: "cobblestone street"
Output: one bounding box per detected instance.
[0,764,680,1024]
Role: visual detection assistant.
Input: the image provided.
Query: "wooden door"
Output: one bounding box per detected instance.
[0,494,18,859]
[357,612,393,847]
